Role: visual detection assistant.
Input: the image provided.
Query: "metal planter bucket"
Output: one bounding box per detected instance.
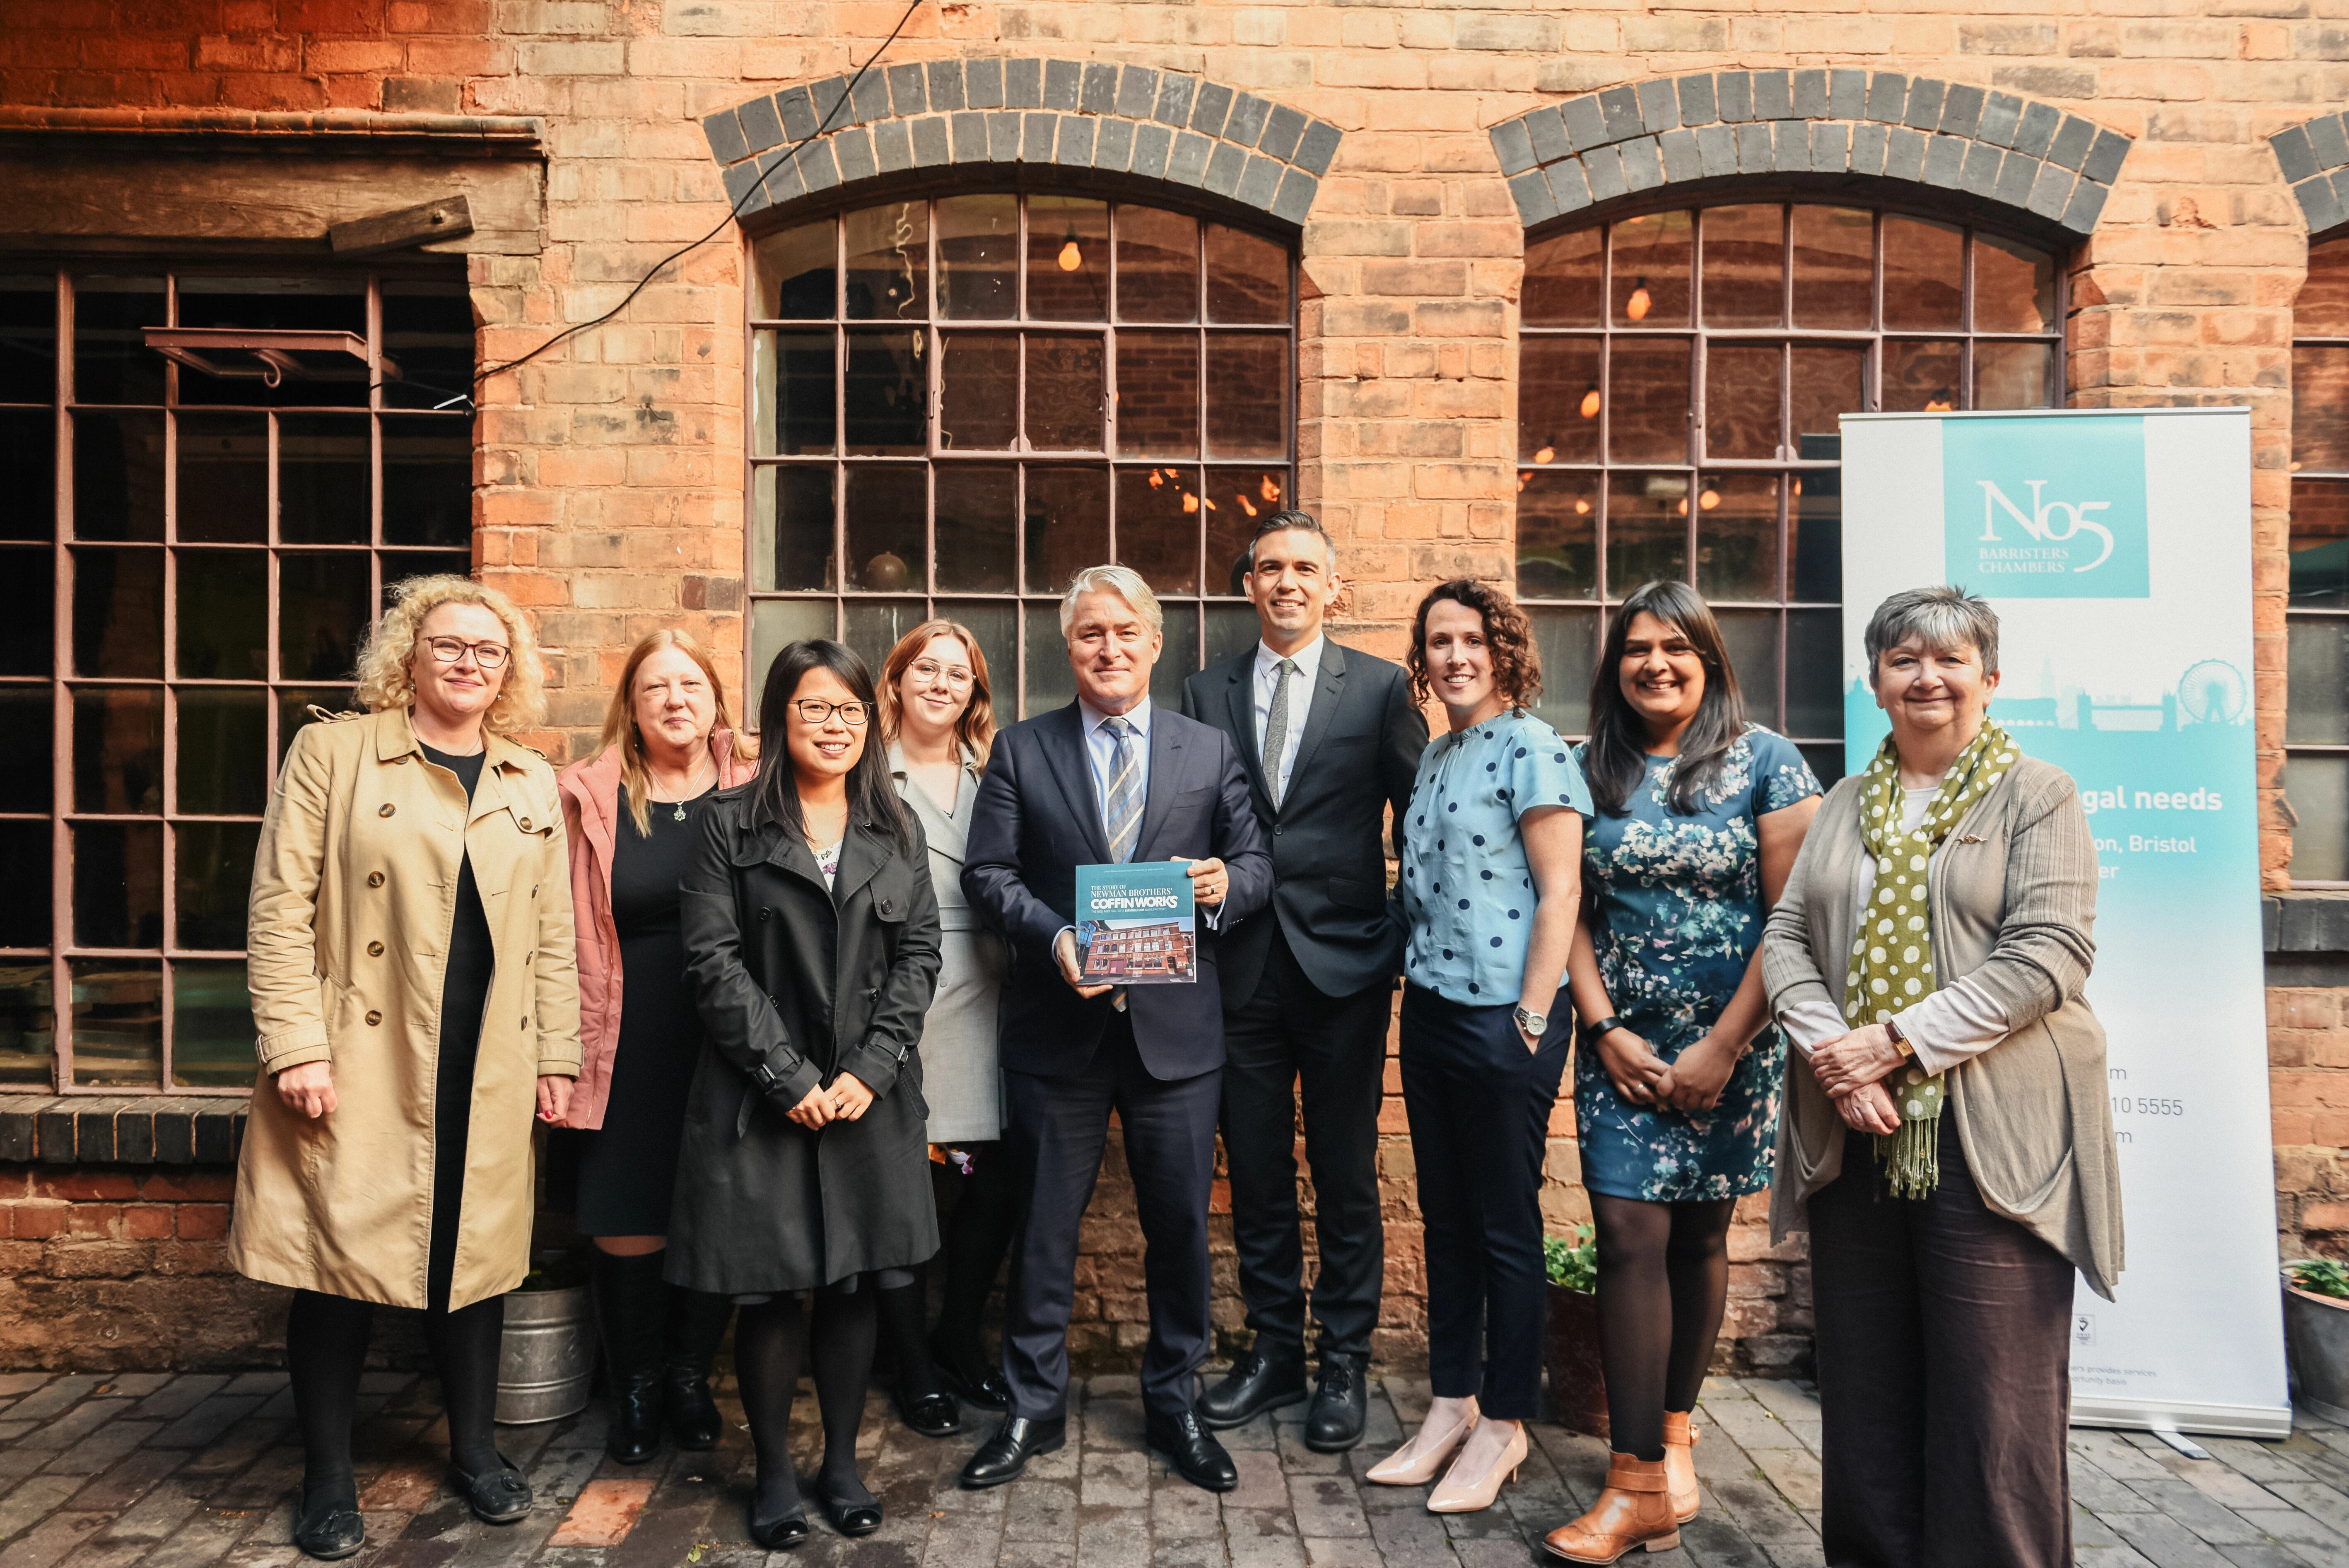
[2285,1283,2349,1424]
[497,1284,595,1425]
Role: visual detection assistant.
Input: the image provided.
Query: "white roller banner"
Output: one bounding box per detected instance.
[1839,406,2289,1437]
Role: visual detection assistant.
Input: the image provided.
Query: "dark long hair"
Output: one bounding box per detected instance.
[1582,580,1746,816]
[1406,579,1541,713]
[752,639,914,855]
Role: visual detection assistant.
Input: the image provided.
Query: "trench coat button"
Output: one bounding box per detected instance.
[379,803,396,818]
[367,871,385,888]
[880,897,894,913]
[519,817,533,830]
[365,1010,382,1026]
[367,941,384,957]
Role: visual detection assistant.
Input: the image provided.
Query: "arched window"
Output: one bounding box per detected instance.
[2288,236,2349,884]
[1516,201,2063,778]
[745,193,1295,715]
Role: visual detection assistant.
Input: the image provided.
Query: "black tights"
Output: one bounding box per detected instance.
[287,1289,505,1497]
[1591,1194,1738,1462]
[935,1142,1021,1365]
[734,1286,879,1513]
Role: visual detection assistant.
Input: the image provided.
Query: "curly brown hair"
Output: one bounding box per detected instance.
[1406,579,1543,714]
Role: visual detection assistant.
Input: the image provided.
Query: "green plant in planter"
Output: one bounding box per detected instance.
[1545,1225,1597,1295]
[2285,1259,2349,1301]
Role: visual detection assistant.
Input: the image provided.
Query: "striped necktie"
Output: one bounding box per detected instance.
[1102,716,1143,863]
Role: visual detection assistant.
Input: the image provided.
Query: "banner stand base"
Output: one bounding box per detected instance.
[2071,1395,2293,1440]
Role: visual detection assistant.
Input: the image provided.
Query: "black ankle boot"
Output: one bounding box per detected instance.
[663,1286,733,1451]
[591,1249,669,1464]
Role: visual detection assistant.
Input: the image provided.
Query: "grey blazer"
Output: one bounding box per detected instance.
[1761,754,2125,1299]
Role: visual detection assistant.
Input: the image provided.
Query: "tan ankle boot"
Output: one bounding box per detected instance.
[1661,1410,1700,1523]
[1539,1453,1681,1563]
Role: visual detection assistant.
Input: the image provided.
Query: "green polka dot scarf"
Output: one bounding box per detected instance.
[1845,721,2019,1199]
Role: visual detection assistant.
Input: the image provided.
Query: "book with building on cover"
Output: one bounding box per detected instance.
[1075,862,1198,984]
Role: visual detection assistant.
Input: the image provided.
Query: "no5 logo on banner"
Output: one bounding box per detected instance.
[1942,414,2151,598]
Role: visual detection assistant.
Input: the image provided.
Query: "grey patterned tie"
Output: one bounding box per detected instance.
[1263,657,1298,807]
[1103,716,1143,863]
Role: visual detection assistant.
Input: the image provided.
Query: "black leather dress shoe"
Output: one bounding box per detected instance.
[930,1334,1013,1411]
[897,1387,963,1438]
[292,1477,366,1561]
[959,1414,1067,1489]
[446,1452,533,1525]
[1304,1353,1369,1453]
[1146,1409,1240,1493]
[1197,1341,1308,1430]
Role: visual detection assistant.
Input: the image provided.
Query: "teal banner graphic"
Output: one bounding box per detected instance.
[1942,415,2151,597]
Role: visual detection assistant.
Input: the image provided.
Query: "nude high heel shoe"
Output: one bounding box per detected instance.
[1426,1418,1526,1513]
[1661,1410,1700,1523]
[1541,1453,1681,1562]
[1365,1398,1479,1486]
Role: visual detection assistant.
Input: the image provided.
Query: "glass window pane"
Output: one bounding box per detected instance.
[2291,478,2349,609]
[1150,603,1199,710]
[0,964,54,1086]
[844,466,926,591]
[1025,334,1104,452]
[69,958,161,1088]
[1786,608,1842,741]
[1023,600,1077,718]
[277,687,356,761]
[380,282,475,414]
[1704,344,1781,461]
[1206,224,1289,324]
[72,545,163,678]
[1204,336,1286,460]
[751,330,836,457]
[1116,464,1199,593]
[1717,609,1780,728]
[1520,337,1602,466]
[1974,341,2054,411]
[177,687,268,816]
[844,328,926,456]
[752,465,834,592]
[74,822,163,949]
[1517,470,1599,600]
[279,415,370,545]
[0,825,48,949]
[2304,240,2349,339]
[0,547,51,678]
[0,687,47,813]
[73,686,163,814]
[1116,207,1199,324]
[1799,743,1846,788]
[844,201,929,322]
[1883,217,1963,330]
[380,552,467,606]
[278,552,372,682]
[1605,473,1688,593]
[1608,339,1692,464]
[176,549,268,680]
[2287,618,2349,744]
[175,413,268,544]
[175,821,260,951]
[171,958,254,1088]
[938,195,1019,320]
[1027,196,1109,322]
[382,416,471,548]
[73,410,165,542]
[1881,341,1963,414]
[2289,754,2349,882]
[2296,345,2349,473]
[935,465,1015,592]
[1205,600,1260,666]
[1792,207,1873,330]
[931,599,1017,714]
[0,276,56,405]
[1789,347,1865,454]
[71,277,166,405]
[842,600,933,685]
[749,598,835,712]
[0,409,55,543]
[1972,234,2056,334]
[1790,468,1843,603]
[940,332,1018,450]
[1523,227,1604,328]
[1702,205,1785,329]
[1611,212,1693,328]
[1025,464,1109,595]
[1696,473,1780,602]
[1527,607,1600,738]
[175,277,368,409]
[1114,331,1199,457]
[1205,471,1284,596]
[754,218,837,319]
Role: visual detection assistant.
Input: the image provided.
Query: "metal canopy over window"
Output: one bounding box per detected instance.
[2287,235,2349,885]
[1515,200,2064,783]
[0,266,476,1093]
[744,193,1297,718]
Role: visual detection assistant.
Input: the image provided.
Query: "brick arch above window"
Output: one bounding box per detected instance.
[1488,71,2131,240]
[701,58,1342,229]
[2269,113,2349,236]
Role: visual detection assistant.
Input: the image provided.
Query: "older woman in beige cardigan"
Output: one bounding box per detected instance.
[1762,585,2120,1568]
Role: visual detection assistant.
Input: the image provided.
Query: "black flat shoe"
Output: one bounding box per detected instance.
[292,1477,365,1561]
[819,1484,883,1537]
[1146,1408,1239,1493]
[897,1387,963,1438]
[749,1476,810,1550]
[446,1451,533,1525]
[959,1414,1066,1489]
[1305,1353,1369,1453]
[930,1334,1012,1411]
[1196,1341,1308,1430]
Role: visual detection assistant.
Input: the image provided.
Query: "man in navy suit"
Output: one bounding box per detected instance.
[960,564,1273,1493]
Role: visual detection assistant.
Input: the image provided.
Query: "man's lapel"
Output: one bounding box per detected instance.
[1282,640,1351,805]
[1223,654,1272,807]
[1134,714,1188,861]
[1040,703,1112,862]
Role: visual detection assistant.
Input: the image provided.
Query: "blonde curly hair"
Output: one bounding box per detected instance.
[351,574,548,733]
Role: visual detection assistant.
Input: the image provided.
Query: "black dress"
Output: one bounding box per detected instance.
[419,743,494,1312]
[573,784,715,1237]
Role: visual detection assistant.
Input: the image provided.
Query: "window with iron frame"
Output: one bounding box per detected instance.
[2287,235,2349,885]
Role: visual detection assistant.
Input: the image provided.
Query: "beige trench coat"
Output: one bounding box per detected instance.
[228,706,584,1311]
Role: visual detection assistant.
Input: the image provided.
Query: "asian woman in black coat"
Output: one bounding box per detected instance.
[671,639,943,1548]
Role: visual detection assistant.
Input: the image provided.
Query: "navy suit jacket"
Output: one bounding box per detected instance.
[962,700,1273,1081]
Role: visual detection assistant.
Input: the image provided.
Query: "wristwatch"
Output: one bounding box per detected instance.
[1579,1014,1624,1046]
[1513,1006,1548,1039]
[1884,1016,1915,1059]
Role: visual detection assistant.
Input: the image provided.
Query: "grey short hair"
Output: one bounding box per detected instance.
[1863,585,2001,686]
[1244,510,1338,569]
[1059,564,1163,638]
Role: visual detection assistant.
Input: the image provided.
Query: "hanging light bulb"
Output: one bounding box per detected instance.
[1182,491,1199,514]
[1237,493,1259,516]
[1792,478,1803,496]
[1925,393,1954,413]
[1677,497,1690,516]
[1574,498,1592,515]
[1058,236,1083,272]
[1699,487,1720,511]
[1518,471,1533,491]
[1533,445,1556,465]
[1260,473,1281,502]
[1201,495,1218,510]
[1148,468,1166,489]
[1580,386,1601,419]
[1626,279,1652,321]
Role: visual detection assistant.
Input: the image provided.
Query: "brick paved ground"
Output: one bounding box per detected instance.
[1,1365,2347,1566]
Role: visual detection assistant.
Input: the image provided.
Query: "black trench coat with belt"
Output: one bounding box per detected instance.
[666,785,943,1296]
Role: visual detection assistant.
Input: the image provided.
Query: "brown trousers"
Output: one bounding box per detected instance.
[1809,1119,2077,1568]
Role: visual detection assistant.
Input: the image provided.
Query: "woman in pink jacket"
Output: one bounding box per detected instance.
[555,629,758,1464]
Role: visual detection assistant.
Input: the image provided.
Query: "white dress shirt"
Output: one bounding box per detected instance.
[1079,695,1153,837]
[1252,634,1325,802]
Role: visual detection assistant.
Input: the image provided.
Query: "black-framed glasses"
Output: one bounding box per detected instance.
[422,636,510,669]
[793,699,871,726]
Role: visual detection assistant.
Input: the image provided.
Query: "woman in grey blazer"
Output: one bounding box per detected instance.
[1762,586,2120,1568]
[873,619,1016,1436]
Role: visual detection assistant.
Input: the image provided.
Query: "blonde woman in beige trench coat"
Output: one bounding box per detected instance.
[228,575,582,1563]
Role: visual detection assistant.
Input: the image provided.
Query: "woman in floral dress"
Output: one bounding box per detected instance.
[1543,581,1821,1565]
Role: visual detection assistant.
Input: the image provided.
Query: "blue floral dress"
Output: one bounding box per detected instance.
[1573,727,1820,1202]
